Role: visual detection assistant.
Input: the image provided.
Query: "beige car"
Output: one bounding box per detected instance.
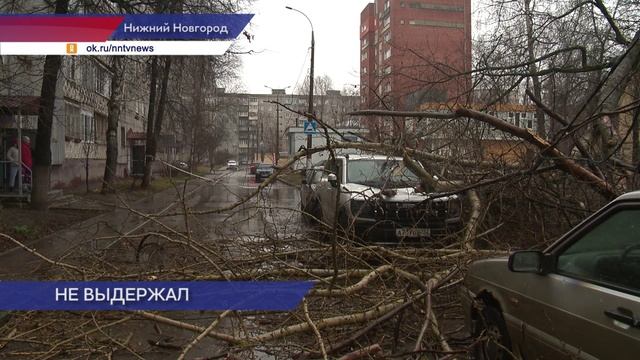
[461,191,640,359]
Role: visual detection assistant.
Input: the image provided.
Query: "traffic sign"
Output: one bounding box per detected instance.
[303,119,317,135]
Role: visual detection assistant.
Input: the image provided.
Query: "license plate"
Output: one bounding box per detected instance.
[396,228,430,238]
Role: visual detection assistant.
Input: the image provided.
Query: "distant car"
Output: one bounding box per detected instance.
[171,160,189,171]
[249,163,258,175]
[300,166,324,223]
[226,160,238,171]
[462,191,640,360]
[255,163,274,182]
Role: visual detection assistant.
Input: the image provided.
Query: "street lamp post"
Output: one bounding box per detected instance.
[264,85,290,165]
[286,6,314,169]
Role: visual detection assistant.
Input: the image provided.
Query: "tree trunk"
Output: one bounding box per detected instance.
[142,56,172,188]
[141,57,159,189]
[31,0,69,210]
[102,56,125,193]
[597,30,640,158]
[524,0,546,139]
[190,57,207,171]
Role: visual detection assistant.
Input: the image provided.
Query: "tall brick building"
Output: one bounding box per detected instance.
[360,0,472,113]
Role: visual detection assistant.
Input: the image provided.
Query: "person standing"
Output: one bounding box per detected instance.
[6,141,19,192]
[20,136,32,186]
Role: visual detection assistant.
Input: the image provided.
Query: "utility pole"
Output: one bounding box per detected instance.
[286,6,314,169]
[276,93,280,165]
[307,30,315,169]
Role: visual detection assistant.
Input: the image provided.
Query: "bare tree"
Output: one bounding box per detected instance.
[31,0,69,210]
[101,56,125,193]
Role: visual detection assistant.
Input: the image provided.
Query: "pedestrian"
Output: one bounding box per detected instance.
[21,136,32,187]
[6,140,19,192]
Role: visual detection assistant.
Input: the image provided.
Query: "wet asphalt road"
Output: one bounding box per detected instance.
[0,168,303,278]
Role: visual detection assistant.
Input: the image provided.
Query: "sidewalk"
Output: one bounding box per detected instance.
[0,175,212,279]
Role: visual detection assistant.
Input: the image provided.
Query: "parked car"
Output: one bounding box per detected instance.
[226,160,238,171]
[313,154,461,243]
[255,163,274,182]
[300,166,324,223]
[171,160,189,172]
[462,190,640,360]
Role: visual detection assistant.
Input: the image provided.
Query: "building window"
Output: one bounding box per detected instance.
[383,16,391,28]
[95,114,107,143]
[400,20,405,25]
[408,19,464,28]
[120,126,126,148]
[362,38,368,49]
[362,50,368,60]
[384,48,391,60]
[82,111,96,142]
[383,65,392,75]
[384,0,390,11]
[384,31,391,42]
[408,2,464,12]
[95,66,110,97]
[65,102,82,140]
[81,60,96,91]
[363,66,368,74]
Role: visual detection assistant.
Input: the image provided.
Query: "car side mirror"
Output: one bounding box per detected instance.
[327,173,338,188]
[508,251,548,274]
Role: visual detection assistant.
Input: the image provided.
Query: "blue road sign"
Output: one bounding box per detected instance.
[303,119,317,135]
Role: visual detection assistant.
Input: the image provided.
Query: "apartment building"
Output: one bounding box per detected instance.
[360,0,472,112]
[417,103,546,163]
[214,88,360,164]
[0,54,148,191]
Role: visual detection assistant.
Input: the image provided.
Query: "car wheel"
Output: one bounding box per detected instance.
[473,304,512,360]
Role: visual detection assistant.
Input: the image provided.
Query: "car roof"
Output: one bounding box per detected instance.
[615,190,640,201]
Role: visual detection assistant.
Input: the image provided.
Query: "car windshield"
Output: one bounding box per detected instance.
[347,159,420,187]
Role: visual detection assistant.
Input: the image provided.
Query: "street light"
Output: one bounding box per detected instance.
[286,5,314,169]
[264,85,291,165]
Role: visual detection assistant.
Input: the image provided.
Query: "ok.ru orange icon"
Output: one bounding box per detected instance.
[66,43,78,54]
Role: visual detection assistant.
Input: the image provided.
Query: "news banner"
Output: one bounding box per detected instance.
[0,281,314,311]
[0,14,253,55]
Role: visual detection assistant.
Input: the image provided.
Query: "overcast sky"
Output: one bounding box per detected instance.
[236,0,372,95]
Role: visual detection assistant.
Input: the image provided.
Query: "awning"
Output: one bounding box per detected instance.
[0,95,41,115]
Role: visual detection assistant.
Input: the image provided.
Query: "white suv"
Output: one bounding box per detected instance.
[313,154,462,243]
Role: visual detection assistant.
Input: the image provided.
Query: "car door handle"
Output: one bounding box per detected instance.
[604,307,640,328]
